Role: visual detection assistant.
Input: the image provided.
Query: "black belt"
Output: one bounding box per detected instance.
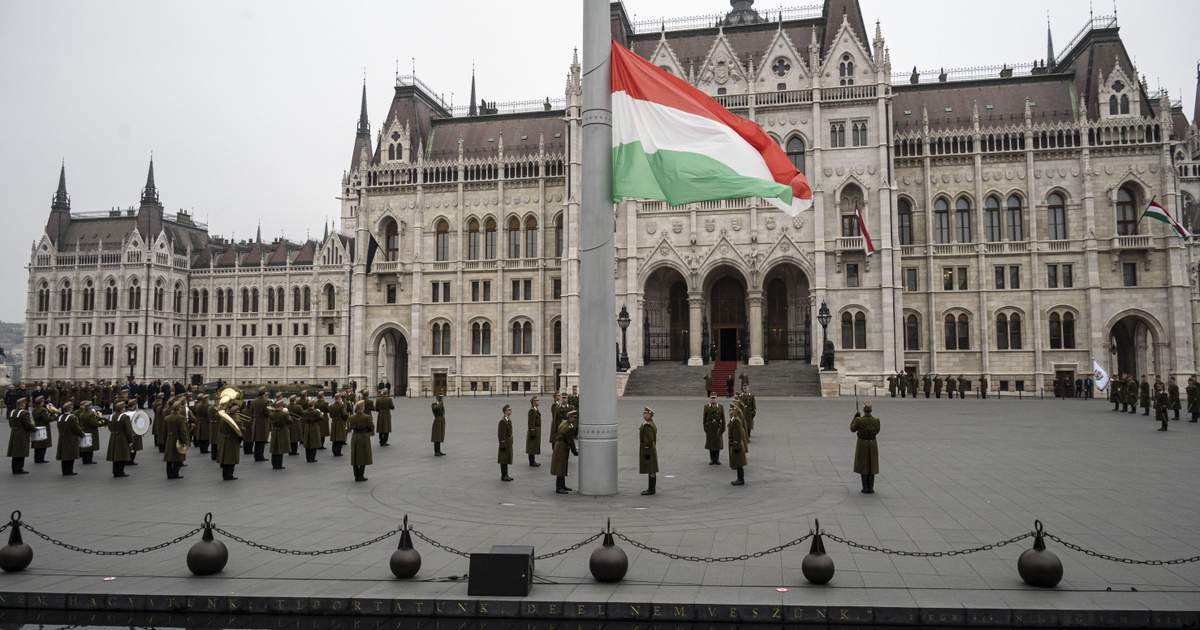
[859,437,876,441]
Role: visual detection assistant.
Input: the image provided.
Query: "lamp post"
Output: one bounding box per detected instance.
[817,301,831,370]
[128,347,136,384]
[617,306,631,372]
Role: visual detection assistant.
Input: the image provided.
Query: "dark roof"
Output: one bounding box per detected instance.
[293,241,315,265]
[893,74,1076,133]
[628,22,819,78]
[1171,109,1189,142]
[373,84,452,164]
[428,111,567,161]
[820,0,870,60]
[1052,26,1155,122]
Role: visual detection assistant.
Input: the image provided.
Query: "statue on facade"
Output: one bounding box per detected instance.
[820,339,836,371]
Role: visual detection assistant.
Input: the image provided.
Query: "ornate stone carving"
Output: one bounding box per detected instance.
[705,218,716,232]
[765,216,776,230]
[792,215,804,230]
[672,219,683,234]
[731,218,743,231]
[646,220,657,234]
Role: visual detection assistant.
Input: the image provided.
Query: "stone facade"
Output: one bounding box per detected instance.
[24,0,1200,395]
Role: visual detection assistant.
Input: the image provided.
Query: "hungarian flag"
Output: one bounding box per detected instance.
[855,204,875,256]
[1143,200,1190,238]
[1092,359,1111,392]
[611,41,813,215]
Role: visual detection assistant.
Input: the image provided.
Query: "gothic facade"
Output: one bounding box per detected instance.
[25,0,1200,394]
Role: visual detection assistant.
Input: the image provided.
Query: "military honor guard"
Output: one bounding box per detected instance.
[639,406,658,495]
[567,386,580,410]
[1168,377,1181,421]
[526,396,542,467]
[727,402,748,486]
[55,402,86,476]
[1110,375,1122,410]
[106,401,135,478]
[887,374,897,397]
[349,401,374,481]
[934,374,943,398]
[329,394,348,457]
[922,374,931,398]
[740,385,756,439]
[31,396,53,464]
[739,370,750,390]
[216,399,244,481]
[314,392,330,449]
[1139,376,1151,416]
[250,388,271,461]
[851,402,881,494]
[163,401,190,479]
[704,372,714,397]
[301,400,323,462]
[431,394,447,456]
[907,373,918,399]
[78,400,103,465]
[979,375,988,399]
[375,389,394,446]
[497,404,515,481]
[1154,381,1170,431]
[945,375,956,400]
[702,394,725,465]
[551,410,579,494]
[1187,376,1199,422]
[7,397,33,475]
[269,400,291,469]
[956,375,966,399]
[1125,375,1138,414]
[192,394,211,453]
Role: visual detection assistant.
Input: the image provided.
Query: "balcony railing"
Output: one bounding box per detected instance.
[373,261,401,273]
[1113,235,1151,249]
[932,243,976,255]
[835,236,864,251]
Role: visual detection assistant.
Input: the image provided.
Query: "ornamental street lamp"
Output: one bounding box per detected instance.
[817,301,832,370]
[128,347,136,384]
[617,306,631,372]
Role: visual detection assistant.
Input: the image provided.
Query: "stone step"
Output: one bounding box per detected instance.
[624,361,821,397]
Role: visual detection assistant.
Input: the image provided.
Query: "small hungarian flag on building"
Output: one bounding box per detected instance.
[1143,200,1190,238]
[611,41,813,215]
[855,204,875,256]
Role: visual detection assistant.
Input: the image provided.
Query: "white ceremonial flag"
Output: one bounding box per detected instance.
[1093,359,1111,391]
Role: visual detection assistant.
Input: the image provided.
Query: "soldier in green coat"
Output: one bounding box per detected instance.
[979,375,988,399]
[329,394,348,457]
[934,375,943,398]
[1110,375,1121,410]
[78,400,103,465]
[498,404,514,481]
[740,385,756,438]
[31,396,53,464]
[7,398,33,475]
[269,401,291,469]
[216,401,244,481]
[567,386,579,410]
[945,375,956,400]
[957,375,967,399]
[906,373,918,398]
[1154,382,1170,431]
[192,396,211,454]
[887,375,896,397]
[639,407,658,495]
[739,370,749,390]
[374,390,394,445]
[548,393,562,446]
[1187,376,1199,422]
[349,401,374,481]
[1125,376,1139,414]
[851,402,880,494]
[106,401,135,478]
[314,392,330,448]
[702,394,725,465]
[704,373,714,397]
[922,374,931,398]
[162,402,190,479]
[727,404,748,486]
[431,394,446,456]
[551,410,578,494]
[526,396,542,467]
[250,388,270,461]
[302,401,323,462]
[1139,376,1151,415]
[55,402,85,476]
[1168,377,1181,421]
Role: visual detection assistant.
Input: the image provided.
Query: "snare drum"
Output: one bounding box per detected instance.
[79,433,94,449]
[31,427,48,442]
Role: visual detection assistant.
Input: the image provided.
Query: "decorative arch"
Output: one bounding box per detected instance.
[832,175,871,207]
[367,321,412,350]
[697,257,752,292]
[428,214,453,232]
[991,305,1027,319]
[374,209,403,236]
[1108,173,1152,204]
[368,322,410,396]
[637,257,693,292]
[1103,308,1166,343]
[837,303,870,317]
[1043,186,1072,204]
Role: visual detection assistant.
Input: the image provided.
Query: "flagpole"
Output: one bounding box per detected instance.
[1131,195,1157,234]
[578,0,618,495]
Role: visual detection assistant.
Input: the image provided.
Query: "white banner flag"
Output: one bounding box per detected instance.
[1093,359,1111,391]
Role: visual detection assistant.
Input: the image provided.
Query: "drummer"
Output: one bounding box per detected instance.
[77,400,104,465]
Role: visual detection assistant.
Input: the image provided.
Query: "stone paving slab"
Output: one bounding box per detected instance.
[1,393,1199,625]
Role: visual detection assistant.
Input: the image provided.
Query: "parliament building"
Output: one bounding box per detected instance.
[24,0,1200,396]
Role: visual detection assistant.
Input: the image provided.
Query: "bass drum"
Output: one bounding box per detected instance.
[130,410,152,436]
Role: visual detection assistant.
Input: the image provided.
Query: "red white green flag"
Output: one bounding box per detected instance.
[1143,200,1190,237]
[611,41,813,215]
[855,204,875,256]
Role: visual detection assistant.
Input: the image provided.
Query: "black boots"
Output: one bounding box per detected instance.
[556,475,569,494]
[528,453,540,467]
[243,441,254,455]
[1191,413,1198,423]
[254,442,268,462]
[860,474,876,493]
[434,442,444,456]
[198,440,209,454]
[81,451,95,465]
[61,460,77,476]
[708,450,720,465]
[12,458,27,475]
[731,467,745,486]
[353,465,367,482]
[272,454,285,470]
[379,433,389,446]
[127,451,138,465]
[501,464,512,482]
[33,448,47,464]
[211,446,219,461]
[641,476,656,495]
[222,464,238,480]
[332,441,344,456]
[113,462,128,478]
[166,461,183,479]
[289,442,299,456]
[305,448,317,463]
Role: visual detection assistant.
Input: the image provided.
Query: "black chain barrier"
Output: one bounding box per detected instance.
[535,532,604,560]
[1045,533,1200,565]
[211,524,404,556]
[409,528,471,558]
[818,530,1034,557]
[613,531,813,563]
[21,521,202,556]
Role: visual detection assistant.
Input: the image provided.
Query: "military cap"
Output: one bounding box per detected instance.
[114,401,126,410]
[530,395,539,404]
[15,397,26,405]
[34,396,44,404]
[643,406,654,417]
[863,401,873,412]
[258,386,267,393]
[81,400,92,407]
[502,404,512,412]
[566,410,578,418]
[436,393,444,399]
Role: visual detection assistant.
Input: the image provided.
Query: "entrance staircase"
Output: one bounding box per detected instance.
[708,361,739,394]
[622,361,821,397]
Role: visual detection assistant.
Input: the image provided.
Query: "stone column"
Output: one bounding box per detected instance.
[688,294,704,365]
[748,291,764,365]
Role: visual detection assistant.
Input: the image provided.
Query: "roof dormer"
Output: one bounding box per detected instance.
[1098,61,1140,120]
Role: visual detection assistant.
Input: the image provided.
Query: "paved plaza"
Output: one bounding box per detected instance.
[2,392,1199,623]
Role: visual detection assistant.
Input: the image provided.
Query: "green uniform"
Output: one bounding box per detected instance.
[431,401,446,442]
[162,412,189,463]
[106,413,135,462]
[216,409,243,466]
[934,377,943,396]
[55,413,85,462]
[704,374,714,394]
[639,418,658,475]
[1154,390,1170,425]
[851,413,881,475]
[550,420,577,477]
[702,402,725,451]
[1168,384,1181,411]
[78,409,103,454]
[727,413,748,469]
[1139,381,1151,408]
[497,416,514,465]
[739,372,749,389]
[907,375,918,397]
[250,396,271,443]
[375,396,394,433]
[7,409,34,458]
[315,399,330,438]
[1124,379,1138,407]
[193,402,211,442]
[269,410,291,455]
[1187,383,1199,416]
[301,408,323,449]
[31,406,53,450]
[740,392,756,433]
[887,376,896,396]
[329,402,348,442]
[548,402,561,444]
[946,378,956,396]
[349,412,374,466]
[526,406,542,455]
[922,376,931,397]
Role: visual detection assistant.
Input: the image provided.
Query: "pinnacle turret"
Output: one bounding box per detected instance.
[469,64,478,117]
[140,157,159,205]
[1046,15,1056,69]
[357,82,370,136]
[52,162,70,210]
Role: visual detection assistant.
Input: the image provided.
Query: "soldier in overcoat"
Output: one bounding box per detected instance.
[78,400,103,465]
[1154,381,1170,431]
[639,406,658,495]
[526,396,542,467]
[55,402,85,476]
[106,401,135,478]
[162,402,189,479]
[851,401,881,494]
[302,400,323,462]
[1139,376,1151,415]
[31,396,53,464]
[7,397,33,474]
[349,401,374,481]
[1168,377,1181,421]
[374,390,394,445]
[727,404,748,486]
[269,400,291,469]
[329,394,348,457]
[430,394,446,456]
[1187,376,1199,423]
[702,394,725,465]
[551,410,578,494]
[497,404,514,481]
[216,401,244,480]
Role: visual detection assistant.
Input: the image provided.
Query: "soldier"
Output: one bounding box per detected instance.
[192,394,211,454]
[375,389,394,446]
[639,406,658,495]
[739,370,749,390]
[1187,376,1199,422]
[498,404,514,481]
[30,396,53,464]
[430,394,447,456]
[551,410,579,494]
[55,402,86,476]
[727,402,748,486]
[349,401,374,481]
[1110,374,1121,411]
[207,395,221,461]
[78,400,103,465]
[329,394,349,457]
[361,389,376,416]
[979,375,988,399]
[106,401,135,478]
[314,392,330,449]
[269,400,290,469]
[934,374,943,398]
[945,375,956,400]
[704,372,714,397]
[922,373,931,398]
[907,373,918,399]
[725,373,735,397]
[163,401,189,480]
[248,388,268,459]
[1125,376,1139,414]
[216,400,245,481]
[898,372,906,398]
[1139,375,1151,416]
[526,395,542,467]
[702,394,725,465]
[851,402,881,494]
[302,400,323,462]
[152,392,167,452]
[7,397,33,474]
[887,374,896,398]
[740,384,756,439]
[1154,381,1170,431]
[1167,377,1181,421]
[287,395,303,456]
[957,375,966,399]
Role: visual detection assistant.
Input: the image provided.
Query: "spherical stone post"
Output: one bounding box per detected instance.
[187,513,228,576]
[1017,520,1063,588]
[390,516,421,579]
[801,519,834,585]
[0,511,33,573]
[589,519,628,583]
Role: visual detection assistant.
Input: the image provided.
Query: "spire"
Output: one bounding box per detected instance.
[1046,14,1056,69]
[469,63,478,117]
[256,221,262,244]
[357,81,370,136]
[140,156,159,205]
[323,219,329,241]
[1193,61,1200,124]
[52,161,70,211]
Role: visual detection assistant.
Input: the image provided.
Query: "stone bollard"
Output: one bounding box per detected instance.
[187,512,229,576]
[801,518,834,584]
[390,516,421,579]
[1017,520,1063,588]
[589,519,628,583]
[0,511,33,573]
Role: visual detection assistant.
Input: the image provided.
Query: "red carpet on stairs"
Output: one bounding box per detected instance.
[708,361,739,395]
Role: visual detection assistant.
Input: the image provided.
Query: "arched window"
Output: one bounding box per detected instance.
[1006,195,1024,241]
[325,285,336,310]
[251,288,259,312]
[105,279,118,311]
[153,281,163,311]
[275,287,284,313]
[82,280,95,312]
[293,287,301,312]
[436,220,450,261]
[934,198,950,244]
[225,289,233,313]
[172,346,180,367]
[995,313,1021,350]
[217,346,230,367]
[840,311,866,349]
[432,323,450,355]
[554,320,562,353]
[511,321,533,354]
[383,219,399,261]
[786,137,806,173]
[387,144,395,161]
[303,287,311,311]
[830,122,845,147]
[294,345,307,366]
[467,219,480,260]
[173,284,182,313]
[897,198,913,245]
[216,288,225,313]
[241,288,250,313]
[1116,187,1137,235]
[324,345,337,366]
[984,196,1002,242]
[59,281,72,311]
[554,214,564,257]
[79,344,91,367]
[525,216,538,258]
[955,197,972,243]
[102,345,113,367]
[1119,94,1129,115]
[507,217,521,258]
[839,54,854,86]
[1109,95,1119,116]
[57,345,68,367]
[266,288,275,312]
[1049,311,1076,349]
[484,218,497,259]
[1047,193,1066,240]
[152,345,162,367]
[34,346,45,367]
[945,313,970,350]
[128,278,141,310]
[473,322,492,354]
[904,314,920,350]
[192,289,202,314]
[36,281,48,312]
[243,346,255,367]
[268,346,280,366]
[192,346,204,367]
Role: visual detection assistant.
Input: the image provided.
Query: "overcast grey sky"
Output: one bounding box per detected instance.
[1,0,1196,324]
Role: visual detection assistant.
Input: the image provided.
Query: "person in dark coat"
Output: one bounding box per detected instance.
[1154,382,1170,431]
[851,402,880,494]
[934,374,943,398]
[956,375,966,399]
[78,400,103,465]
[269,400,291,469]
[922,374,931,398]
[907,373,918,399]
[106,401,135,478]
[727,404,748,486]
[887,375,896,397]
[704,373,714,397]
[526,396,542,467]
[979,375,988,400]
[249,388,270,460]
[497,404,514,481]
[551,410,578,494]
[216,401,244,481]
[314,392,330,449]
[725,373,734,397]
[1186,376,1199,422]
[945,376,956,400]
[6,398,33,474]
[1075,378,1083,398]
[162,402,189,479]
[1168,377,1181,421]
[431,394,446,456]
[1125,376,1139,414]
[639,406,658,495]
[1139,376,1151,415]
[349,401,374,481]
[329,394,348,457]
[55,402,86,476]
[301,400,323,462]
[702,394,725,465]
[30,396,53,464]
[374,390,394,445]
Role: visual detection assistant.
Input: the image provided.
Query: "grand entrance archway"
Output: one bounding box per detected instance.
[1109,313,1158,379]
[706,269,748,362]
[762,264,812,361]
[642,266,690,362]
[373,328,409,397]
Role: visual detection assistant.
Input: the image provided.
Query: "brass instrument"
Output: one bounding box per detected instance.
[46,402,61,415]
[215,386,245,438]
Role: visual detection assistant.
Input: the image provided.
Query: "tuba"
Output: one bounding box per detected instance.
[214,386,245,438]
